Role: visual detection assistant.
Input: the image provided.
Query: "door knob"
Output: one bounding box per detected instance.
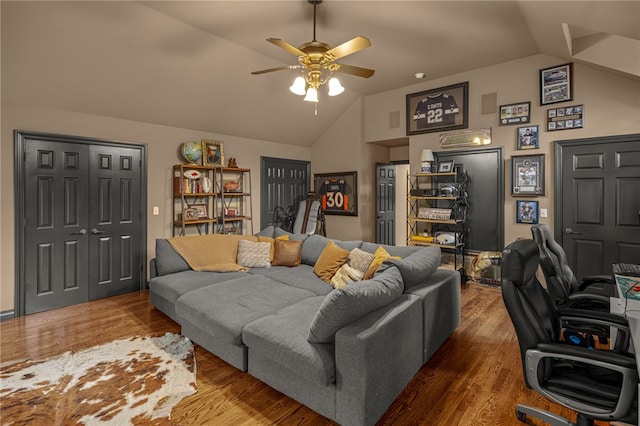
[71,228,87,235]
[91,228,105,235]
[565,227,581,235]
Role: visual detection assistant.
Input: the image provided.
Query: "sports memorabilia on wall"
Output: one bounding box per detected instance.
[547,105,584,131]
[540,63,573,105]
[406,82,469,136]
[516,200,539,224]
[517,125,539,150]
[499,101,531,126]
[314,171,358,216]
[511,154,545,196]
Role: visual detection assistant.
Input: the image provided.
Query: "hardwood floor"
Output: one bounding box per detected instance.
[0,283,608,425]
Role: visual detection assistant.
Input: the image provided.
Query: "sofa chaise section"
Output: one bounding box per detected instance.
[176,275,318,370]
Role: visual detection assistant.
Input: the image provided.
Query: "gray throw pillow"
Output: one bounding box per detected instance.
[255,226,276,238]
[301,235,330,265]
[385,246,441,289]
[155,239,190,276]
[307,266,404,343]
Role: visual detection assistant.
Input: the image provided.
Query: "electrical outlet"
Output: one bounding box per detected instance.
[153,206,159,216]
[540,208,547,218]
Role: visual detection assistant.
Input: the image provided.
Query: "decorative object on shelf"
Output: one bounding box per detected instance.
[251,0,374,105]
[191,204,208,219]
[406,82,469,136]
[547,104,583,131]
[227,157,238,168]
[439,128,491,149]
[184,208,198,221]
[201,176,212,193]
[511,154,545,196]
[183,169,202,179]
[418,208,452,220]
[180,141,202,165]
[540,63,573,105]
[516,200,539,224]
[202,139,224,166]
[437,160,454,173]
[420,149,434,173]
[314,171,358,216]
[223,180,241,192]
[517,125,539,150]
[499,101,530,126]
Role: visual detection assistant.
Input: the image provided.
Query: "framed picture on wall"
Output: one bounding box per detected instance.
[511,154,545,196]
[516,125,539,150]
[499,101,531,126]
[313,171,358,216]
[516,200,539,224]
[540,63,573,105]
[406,82,469,136]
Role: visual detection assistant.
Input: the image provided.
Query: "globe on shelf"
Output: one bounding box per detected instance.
[180,141,202,165]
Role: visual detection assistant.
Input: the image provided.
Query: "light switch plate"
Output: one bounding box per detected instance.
[153,206,159,215]
[540,208,547,218]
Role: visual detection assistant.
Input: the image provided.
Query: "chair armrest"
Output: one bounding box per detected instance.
[537,342,636,368]
[578,275,615,291]
[559,308,630,351]
[566,293,610,311]
[526,344,637,420]
[566,293,610,304]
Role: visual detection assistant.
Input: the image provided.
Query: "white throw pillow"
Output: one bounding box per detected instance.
[237,240,271,268]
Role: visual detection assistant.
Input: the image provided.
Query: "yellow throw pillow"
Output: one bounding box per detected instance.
[362,246,401,280]
[313,240,350,283]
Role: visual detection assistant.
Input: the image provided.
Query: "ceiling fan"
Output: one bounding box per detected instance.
[251,0,374,102]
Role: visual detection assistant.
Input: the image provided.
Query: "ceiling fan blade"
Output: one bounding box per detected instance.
[335,63,375,78]
[251,65,303,75]
[267,38,305,57]
[325,36,371,61]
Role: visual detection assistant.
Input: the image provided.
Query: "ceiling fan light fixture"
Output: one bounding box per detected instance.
[304,87,319,102]
[289,76,307,95]
[327,77,344,96]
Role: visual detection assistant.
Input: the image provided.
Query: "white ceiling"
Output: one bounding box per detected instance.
[2,1,638,146]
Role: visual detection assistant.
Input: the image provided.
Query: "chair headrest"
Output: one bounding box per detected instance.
[502,239,540,284]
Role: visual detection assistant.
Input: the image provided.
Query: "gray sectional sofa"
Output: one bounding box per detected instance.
[149,227,461,426]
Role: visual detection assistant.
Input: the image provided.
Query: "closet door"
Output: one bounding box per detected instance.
[89,145,142,300]
[17,132,146,316]
[23,139,91,314]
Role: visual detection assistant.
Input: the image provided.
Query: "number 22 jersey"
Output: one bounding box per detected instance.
[413,93,459,129]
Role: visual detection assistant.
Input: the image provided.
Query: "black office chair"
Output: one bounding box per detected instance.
[501,239,637,426]
[531,224,615,311]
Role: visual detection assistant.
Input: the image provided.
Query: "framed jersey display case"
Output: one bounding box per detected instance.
[314,171,358,216]
[406,82,469,136]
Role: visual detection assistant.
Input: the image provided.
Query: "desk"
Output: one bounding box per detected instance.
[610,296,640,426]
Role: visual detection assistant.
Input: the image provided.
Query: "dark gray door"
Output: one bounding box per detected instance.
[376,164,396,245]
[23,140,91,314]
[436,147,504,251]
[260,157,310,230]
[556,134,640,281]
[17,132,146,315]
[89,145,143,300]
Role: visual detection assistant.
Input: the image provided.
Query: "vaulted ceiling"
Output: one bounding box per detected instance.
[2,1,638,146]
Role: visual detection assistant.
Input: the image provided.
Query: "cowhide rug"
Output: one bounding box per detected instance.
[0,333,196,425]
